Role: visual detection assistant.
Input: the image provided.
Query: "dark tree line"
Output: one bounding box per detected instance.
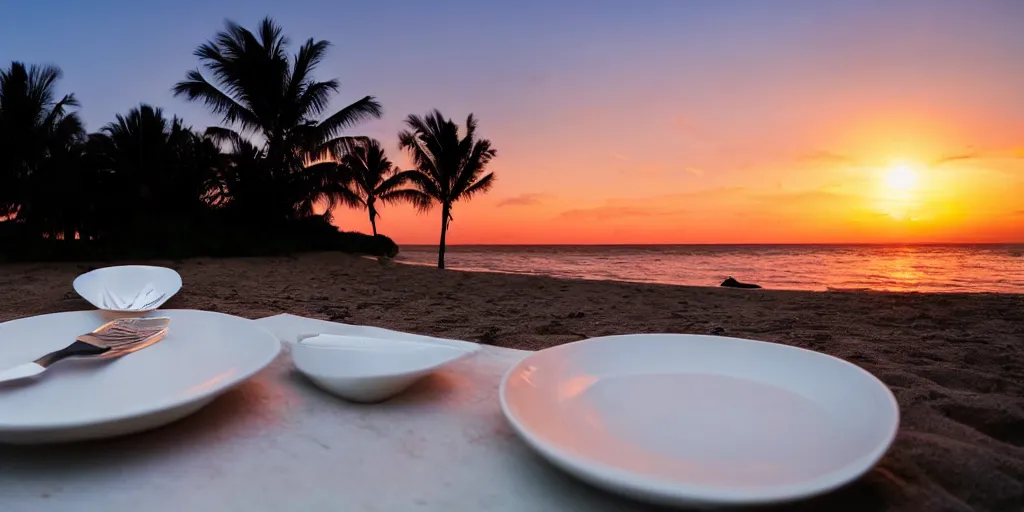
[0,17,496,268]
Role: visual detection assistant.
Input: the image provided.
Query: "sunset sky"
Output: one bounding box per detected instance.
[2,0,1022,244]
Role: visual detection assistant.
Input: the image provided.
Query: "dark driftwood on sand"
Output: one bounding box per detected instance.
[720,276,762,289]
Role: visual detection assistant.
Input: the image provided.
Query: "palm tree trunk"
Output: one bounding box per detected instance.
[367,202,378,236]
[438,203,450,269]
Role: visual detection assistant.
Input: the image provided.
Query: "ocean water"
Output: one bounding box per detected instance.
[396,244,1024,293]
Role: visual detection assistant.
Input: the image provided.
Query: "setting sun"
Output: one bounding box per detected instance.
[884,163,918,192]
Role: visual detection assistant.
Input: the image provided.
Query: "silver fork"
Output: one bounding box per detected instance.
[0,317,171,384]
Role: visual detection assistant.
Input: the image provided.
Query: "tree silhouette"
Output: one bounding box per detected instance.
[340,139,423,235]
[87,104,221,235]
[172,17,381,223]
[398,110,496,269]
[0,25,501,262]
[0,62,86,238]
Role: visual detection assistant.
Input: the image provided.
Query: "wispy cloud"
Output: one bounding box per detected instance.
[556,205,687,221]
[497,193,550,207]
[556,187,836,224]
[620,165,706,178]
[800,146,1024,168]
[750,189,853,203]
[800,150,859,165]
[980,147,1024,160]
[669,186,747,199]
[932,147,978,166]
[926,146,1024,165]
[554,187,749,221]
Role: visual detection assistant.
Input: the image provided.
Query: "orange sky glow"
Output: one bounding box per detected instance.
[321,3,1024,245]
[330,111,1023,245]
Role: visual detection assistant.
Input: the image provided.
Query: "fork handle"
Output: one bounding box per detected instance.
[0,342,109,385]
[0,363,45,384]
[35,341,109,367]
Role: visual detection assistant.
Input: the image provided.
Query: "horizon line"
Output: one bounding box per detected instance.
[401,241,1024,247]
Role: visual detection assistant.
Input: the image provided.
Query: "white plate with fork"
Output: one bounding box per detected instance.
[0,309,280,444]
[74,265,182,313]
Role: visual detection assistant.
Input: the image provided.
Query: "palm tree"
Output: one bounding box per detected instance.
[0,62,86,237]
[88,104,222,236]
[340,139,421,236]
[172,17,382,223]
[205,132,268,216]
[398,110,497,269]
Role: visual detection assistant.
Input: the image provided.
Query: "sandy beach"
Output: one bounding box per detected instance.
[1,252,1022,511]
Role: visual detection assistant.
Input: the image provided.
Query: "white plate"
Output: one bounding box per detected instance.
[73,265,182,312]
[499,334,899,508]
[0,309,280,444]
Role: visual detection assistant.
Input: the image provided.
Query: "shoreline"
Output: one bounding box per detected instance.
[1,253,1022,510]
[400,242,1024,247]
[393,244,1024,294]
[387,254,1023,296]
[2,250,1020,352]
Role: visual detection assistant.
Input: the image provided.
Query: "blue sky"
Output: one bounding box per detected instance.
[5,0,1020,136]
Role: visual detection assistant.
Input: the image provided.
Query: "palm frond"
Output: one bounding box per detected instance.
[42,94,81,139]
[27,64,62,108]
[312,135,370,162]
[302,161,362,207]
[318,96,382,141]
[401,112,449,175]
[461,172,495,199]
[402,170,443,203]
[375,169,414,195]
[173,71,262,131]
[256,16,288,58]
[452,138,496,196]
[42,93,79,128]
[204,126,252,152]
[295,79,339,121]
[381,188,434,211]
[397,129,440,181]
[52,113,85,147]
[288,38,334,120]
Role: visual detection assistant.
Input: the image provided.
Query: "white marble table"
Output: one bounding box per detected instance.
[0,314,667,511]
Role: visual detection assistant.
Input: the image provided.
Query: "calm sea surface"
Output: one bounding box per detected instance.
[397,244,1024,293]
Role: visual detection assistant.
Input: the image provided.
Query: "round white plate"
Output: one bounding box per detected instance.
[499,334,899,508]
[73,265,182,312]
[0,309,280,444]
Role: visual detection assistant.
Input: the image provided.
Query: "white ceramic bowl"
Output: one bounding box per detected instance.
[292,334,479,403]
[73,265,182,312]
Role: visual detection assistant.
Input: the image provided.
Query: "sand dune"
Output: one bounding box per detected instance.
[1,252,1022,511]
